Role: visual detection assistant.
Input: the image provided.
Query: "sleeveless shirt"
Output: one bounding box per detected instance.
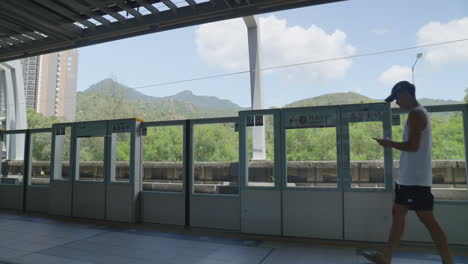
[397,105,432,187]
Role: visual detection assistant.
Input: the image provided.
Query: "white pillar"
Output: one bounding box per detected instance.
[243,16,266,160]
[8,60,27,131]
[0,61,27,160]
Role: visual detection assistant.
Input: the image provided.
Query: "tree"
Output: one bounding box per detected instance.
[144,126,184,162]
[26,109,60,161]
[194,123,238,162]
[465,88,468,102]
[27,108,60,129]
[76,93,138,121]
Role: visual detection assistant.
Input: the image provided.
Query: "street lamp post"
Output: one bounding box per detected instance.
[412,52,423,85]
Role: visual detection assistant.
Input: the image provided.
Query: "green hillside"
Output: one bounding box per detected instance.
[83,80,463,119]
[418,98,461,106]
[285,93,461,109]
[86,78,159,102]
[169,90,242,110]
[285,92,376,108]
[76,92,237,122]
[76,79,241,121]
[85,79,242,111]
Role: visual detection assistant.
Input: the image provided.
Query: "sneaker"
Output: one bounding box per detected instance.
[361,250,388,264]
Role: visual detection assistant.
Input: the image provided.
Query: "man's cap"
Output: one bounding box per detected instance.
[385,81,416,102]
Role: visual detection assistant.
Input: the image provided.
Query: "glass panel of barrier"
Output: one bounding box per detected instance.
[392,112,467,200]
[193,122,238,194]
[55,127,71,180]
[143,126,183,192]
[1,133,25,185]
[113,133,131,183]
[391,113,406,172]
[247,114,275,187]
[31,132,52,185]
[286,127,338,187]
[349,121,385,188]
[77,137,104,181]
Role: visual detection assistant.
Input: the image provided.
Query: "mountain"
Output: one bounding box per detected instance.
[84,79,242,110]
[85,79,159,102]
[284,93,462,108]
[418,98,461,106]
[168,90,242,110]
[285,92,376,108]
[77,79,240,121]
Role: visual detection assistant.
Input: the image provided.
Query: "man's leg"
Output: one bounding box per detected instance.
[415,210,453,264]
[362,204,408,264]
[382,203,409,262]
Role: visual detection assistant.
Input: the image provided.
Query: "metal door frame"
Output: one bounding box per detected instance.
[106,118,142,223]
[25,128,52,213]
[190,116,240,230]
[49,123,75,216]
[140,120,187,226]
[71,120,108,220]
[340,103,393,192]
[0,129,28,211]
[280,105,344,239]
[239,108,282,235]
[340,102,393,242]
[281,105,343,190]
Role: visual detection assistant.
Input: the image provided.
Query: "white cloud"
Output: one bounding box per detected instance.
[351,87,363,93]
[371,28,388,36]
[379,65,412,85]
[195,18,247,71]
[417,17,468,67]
[195,15,356,82]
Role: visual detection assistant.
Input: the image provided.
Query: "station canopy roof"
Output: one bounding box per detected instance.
[0,0,343,63]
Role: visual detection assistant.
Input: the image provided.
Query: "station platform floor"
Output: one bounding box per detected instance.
[1,212,467,264]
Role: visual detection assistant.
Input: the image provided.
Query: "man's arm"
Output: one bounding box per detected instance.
[376,110,427,152]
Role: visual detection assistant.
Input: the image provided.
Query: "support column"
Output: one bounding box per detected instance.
[0,61,27,160]
[243,16,265,160]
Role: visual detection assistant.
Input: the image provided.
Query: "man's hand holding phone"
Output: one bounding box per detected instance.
[373,137,393,148]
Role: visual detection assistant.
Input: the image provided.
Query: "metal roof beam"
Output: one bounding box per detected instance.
[0,0,346,62]
[185,0,198,9]
[0,39,13,49]
[134,0,160,15]
[161,0,178,13]
[136,0,160,14]
[0,38,11,48]
[0,11,65,40]
[223,0,232,8]
[0,1,80,40]
[113,0,144,20]
[0,18,46,40]
[0,26,34,43]
[0,36,21,45]
[55,0,112,27]
[0,38,72,61]
[33,0,97,30]
[83,0,128,24]
[6,0,82,36]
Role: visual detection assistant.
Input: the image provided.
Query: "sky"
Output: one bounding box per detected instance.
[77,0,468,108]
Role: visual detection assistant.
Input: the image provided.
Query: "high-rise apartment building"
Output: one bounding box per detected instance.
[22,56,39,109]
[22,49,78,121]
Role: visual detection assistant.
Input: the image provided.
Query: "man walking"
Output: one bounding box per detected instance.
[362,81,453,264]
